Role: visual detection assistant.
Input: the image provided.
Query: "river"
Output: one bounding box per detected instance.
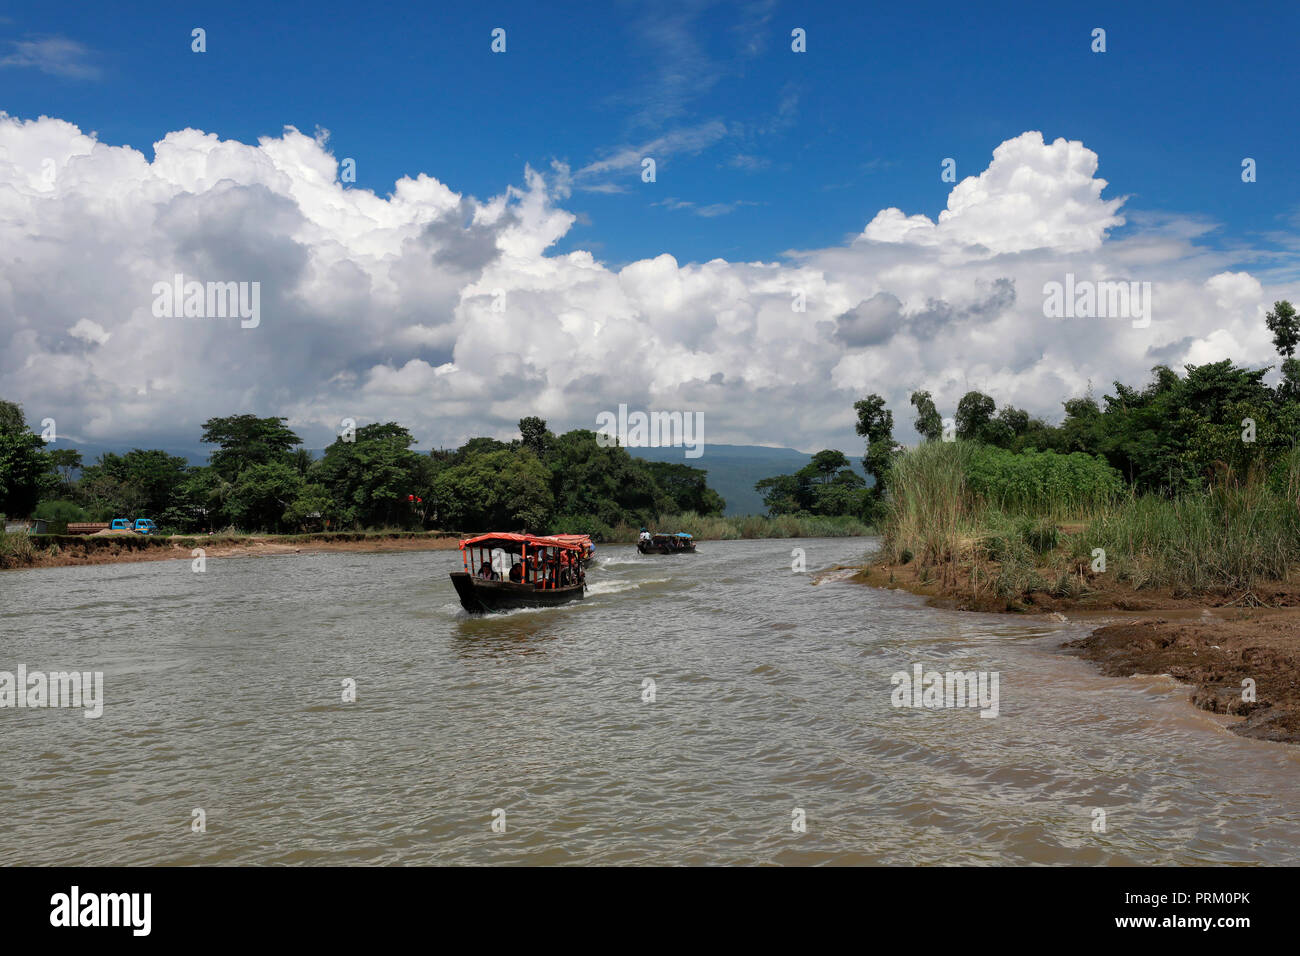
[1,537,1297,865]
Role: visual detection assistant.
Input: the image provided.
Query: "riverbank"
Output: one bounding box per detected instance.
[856,557,1300,745]
[860,438,1300,745]
[0,530,463,569]
[2,519,875,570]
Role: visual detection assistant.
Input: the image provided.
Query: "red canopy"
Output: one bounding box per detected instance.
[459,532,583,551]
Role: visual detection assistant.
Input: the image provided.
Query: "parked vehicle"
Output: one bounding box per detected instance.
[110,518,132,531]
[133,519,158,535]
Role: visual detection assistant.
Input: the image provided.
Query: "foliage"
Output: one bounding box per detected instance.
[964,445,1123,516]
[224,461,304,533]
[78,449,190,519]
[314,423,426,528]
[755,448,871,520]
[0,400,52,519]
[1266,300,1299,358]
[33,499,89,534]
[641,461,726,516]
[909,390,943,442]
[854,393,899,501]
[201,414,302,481]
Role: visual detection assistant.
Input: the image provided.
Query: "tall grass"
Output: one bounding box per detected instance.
[881,440,1300,595]
[882,440,972,565]
[0,528,35,569]
[1086,466,1300,591]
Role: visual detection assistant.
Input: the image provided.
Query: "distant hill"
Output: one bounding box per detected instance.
[629,444,868,515]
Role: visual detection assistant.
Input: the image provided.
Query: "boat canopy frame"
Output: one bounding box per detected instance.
[458,533,584,590]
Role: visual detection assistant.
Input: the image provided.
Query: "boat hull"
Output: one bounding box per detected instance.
[637,542,696,554]
[450,572,585,613]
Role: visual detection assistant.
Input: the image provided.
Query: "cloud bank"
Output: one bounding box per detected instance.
[0,117,1288,453]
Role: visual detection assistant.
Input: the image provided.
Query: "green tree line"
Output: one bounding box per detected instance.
[0,411,724,537]
[756,300,1300,518]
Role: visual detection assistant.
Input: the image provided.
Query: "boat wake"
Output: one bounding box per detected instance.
[594,556,650,567]
[585,578,670,596]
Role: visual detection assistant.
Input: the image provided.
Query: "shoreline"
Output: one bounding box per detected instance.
[4,529,875,570]
[855,558,1300,745]
[3,531,464,569]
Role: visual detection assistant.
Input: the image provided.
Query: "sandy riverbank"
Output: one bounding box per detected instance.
[856,558,1300,745]
[5,532,463,569]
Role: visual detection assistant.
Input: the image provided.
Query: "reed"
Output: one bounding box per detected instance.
[0,528,35,569]
[880,440,1300,595]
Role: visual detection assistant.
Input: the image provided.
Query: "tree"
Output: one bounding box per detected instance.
[0,401,52,519]
[642,461,726,515]
[0,399,26,432]
[315,422,425,528]
[200,414,302,481]
[48,448,83,495]
[518,416,552,458]
[283,483,339,531]
[909,390,943,442]
[755,473,805,516]
[224,461,304,532]
[78,449,189,518]
[1265,300,1299,358]
[955,391,996,442]
[854,394,899,497]
[543,429,672,528]
[805,449,850,483]
[290,447,314,476]
[161,466,224,531]
[433,448,554,531]
[757,449,868,518]
[1279,358,1300,404]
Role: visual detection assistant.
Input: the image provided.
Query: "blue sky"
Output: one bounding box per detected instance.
[4,0,1296,267]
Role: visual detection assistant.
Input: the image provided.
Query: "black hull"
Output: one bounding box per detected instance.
[637,543,697,554]
[450,572,585,613]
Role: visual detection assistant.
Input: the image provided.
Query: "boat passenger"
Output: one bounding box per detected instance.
[509,562,523,582]
[477,560,495,580]
[639,528,652,545]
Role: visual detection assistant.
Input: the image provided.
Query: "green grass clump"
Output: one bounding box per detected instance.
[880,440,1300,598]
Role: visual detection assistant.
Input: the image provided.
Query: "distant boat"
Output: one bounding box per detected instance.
[637,531,696,555]
[450,533,587,613]
[551,533,596,567]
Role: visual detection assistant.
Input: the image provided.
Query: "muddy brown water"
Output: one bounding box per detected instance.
[1,537,1297,865]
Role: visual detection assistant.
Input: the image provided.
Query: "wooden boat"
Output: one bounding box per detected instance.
[450,533,586,613]
[637,531,696,554]
[551,533,596,567]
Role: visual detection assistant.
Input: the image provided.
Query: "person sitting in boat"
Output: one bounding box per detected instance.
[639,528,652,545]
[509,562,523,583]
[477,560,495,580]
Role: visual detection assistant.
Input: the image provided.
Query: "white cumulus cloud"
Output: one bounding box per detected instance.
[0,116,1292,456]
